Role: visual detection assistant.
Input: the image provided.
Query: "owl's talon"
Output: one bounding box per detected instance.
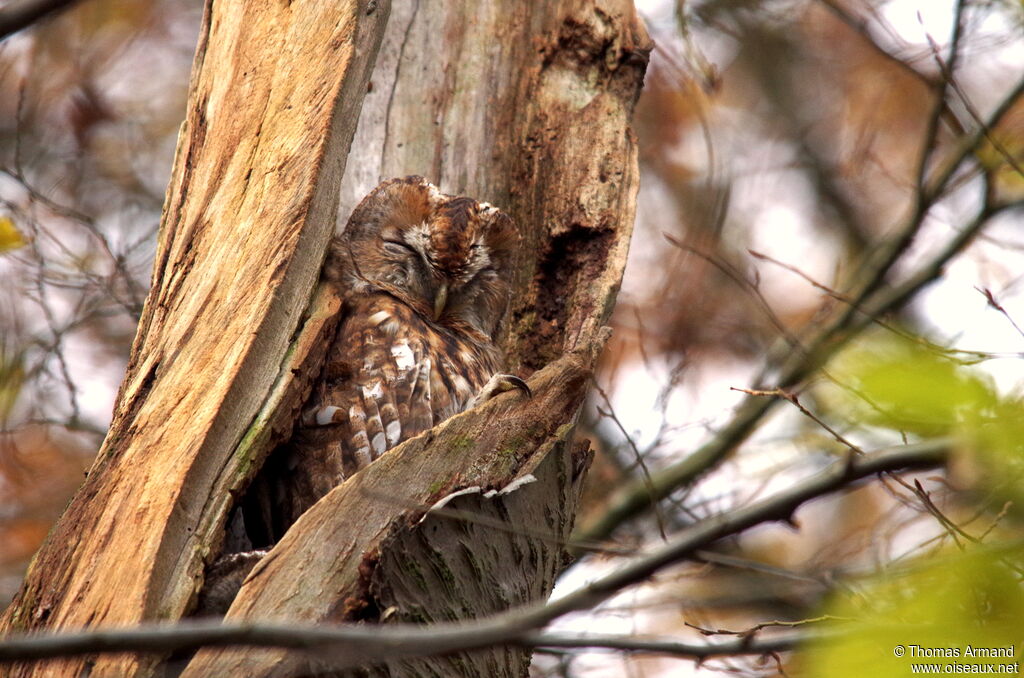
[470,373,532,407]
[499,375,532,398]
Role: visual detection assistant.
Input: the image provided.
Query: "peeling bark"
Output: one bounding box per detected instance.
[184,2,649,676]
[0,2,389,676]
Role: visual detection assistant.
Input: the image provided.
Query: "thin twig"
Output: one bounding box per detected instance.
[731,386,864,455]
[914,0,968,192]
[0,441,949,665]
[0,0,82,41]
[814,0,941,90]
[664,236,801,350]
[976,287,1024,340]
[523,630,812,658]
[750,250,1018,363]
[594,380,670,542]
[886,474,974,550]
[685,615,846,638]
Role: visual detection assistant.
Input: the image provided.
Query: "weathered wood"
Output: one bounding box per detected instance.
[338,0,649,368]
[183,352,593,677]
[0,1,390,676]
[184,1,649,676]
[2,1,647,676]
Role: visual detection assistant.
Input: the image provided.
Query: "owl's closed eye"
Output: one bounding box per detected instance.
[246,176,521,545]
[328,176,518,339]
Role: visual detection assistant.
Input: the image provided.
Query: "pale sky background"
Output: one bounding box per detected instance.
[543,1,1024,675]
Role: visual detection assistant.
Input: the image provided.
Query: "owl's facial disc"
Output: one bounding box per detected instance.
[395,218,487,323]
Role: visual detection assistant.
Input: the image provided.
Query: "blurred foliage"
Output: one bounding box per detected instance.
[0,428,91,605]
[832,334,997,437]
[0,0,203,605]
[805,333,1024,676]
[832,332,1024,506]
[0,216,25,252]
[0,348,25,421]
[978,105,1024,203]
[806,550,1024,677]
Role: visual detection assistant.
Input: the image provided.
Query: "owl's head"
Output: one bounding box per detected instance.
[333,176,518,339]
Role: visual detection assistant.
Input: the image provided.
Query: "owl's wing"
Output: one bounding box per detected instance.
[242,298,435,542]
[308,297,441,477]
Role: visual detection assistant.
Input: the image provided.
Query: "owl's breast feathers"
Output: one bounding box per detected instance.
[305,292,500,477]
[242,177,515,544]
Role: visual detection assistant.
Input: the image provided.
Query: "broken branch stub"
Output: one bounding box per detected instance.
[182,352,593,677]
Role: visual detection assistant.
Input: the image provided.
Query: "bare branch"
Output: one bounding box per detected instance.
[730,387,864,455]
[0,621,817,665]
[0,440,947,666]
[914,0,968,191]
[0,0,81,41]
[814,0,942,90]
[523,630,809,658]
[664,237,801,349]
[575,74,1024,544]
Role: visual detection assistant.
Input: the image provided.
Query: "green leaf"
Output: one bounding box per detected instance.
[962,396,1024,506]
[805,550,1024,677]
[835,335,995,437]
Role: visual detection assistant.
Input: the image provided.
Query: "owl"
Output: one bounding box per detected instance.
[243,176,526,546]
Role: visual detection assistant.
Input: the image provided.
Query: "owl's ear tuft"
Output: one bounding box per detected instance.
[345,176,436,238]
[482,208,518,271]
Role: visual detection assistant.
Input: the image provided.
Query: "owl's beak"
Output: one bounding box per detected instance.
[433,282,449,320]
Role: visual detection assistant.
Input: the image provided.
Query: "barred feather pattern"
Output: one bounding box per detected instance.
[299,293,500,479]
[243,176,517,545]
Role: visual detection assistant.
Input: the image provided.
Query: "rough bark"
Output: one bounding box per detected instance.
[181,2,650,676]
[1,1,648,677]
[183,352,595,677]
[0,1,389,676]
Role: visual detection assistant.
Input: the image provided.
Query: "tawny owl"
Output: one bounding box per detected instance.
[244,176,526,545]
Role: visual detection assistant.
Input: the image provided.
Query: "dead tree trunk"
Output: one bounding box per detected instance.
[1,2,649,677]
[0,1,390,676]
